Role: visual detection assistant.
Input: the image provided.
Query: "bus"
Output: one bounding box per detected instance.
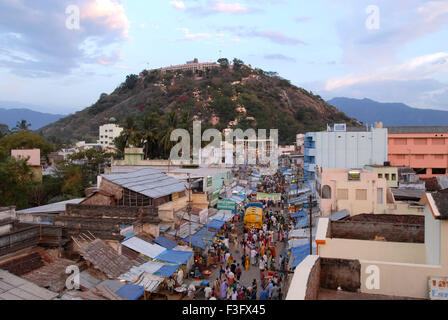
[244,202,264,229]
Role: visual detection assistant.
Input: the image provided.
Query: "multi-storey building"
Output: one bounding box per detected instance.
[153,58,220,75]
[388,126,448,179]
[303,123,388,182]
[98,124,123,148]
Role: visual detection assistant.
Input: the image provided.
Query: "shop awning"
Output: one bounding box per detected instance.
[153,236,178,250]
[207,219,226,230]
[290,245,310,269]
[115,283,145,300]
[155,250,194,265]
[154,264,180,278]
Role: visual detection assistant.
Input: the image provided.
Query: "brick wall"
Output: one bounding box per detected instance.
[320,258,361,292]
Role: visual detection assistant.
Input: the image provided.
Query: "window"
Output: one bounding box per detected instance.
[396,155,406,159]
[415,155,425,160]
[377,188,383,204]
[414,138,427,145]
[432,168,447,175]
[322,185,332,199]
[356,189,367,201]
[394,138,407,145]
[378,174,383,179]
[432,139,445,145]
[413,168,427,175]
[434,155,444,160]
[337,189,349,200]
[385,174,390,180]
[392,174,397,181]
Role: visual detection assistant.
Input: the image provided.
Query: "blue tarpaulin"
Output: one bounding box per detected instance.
[295,216,309,229]
[290,210,306,219]
[182,227,217,249]
[153,236,178,250]
[207,219,226,230]
[290,245,310,269]
[156,250,194,265]
[115,283,145,300]
[154,264,179,277]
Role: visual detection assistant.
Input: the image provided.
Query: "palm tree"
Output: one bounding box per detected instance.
[13,120,31,132]
[159,111,179,158]
[141,115,159,159]
[123,116,141,148]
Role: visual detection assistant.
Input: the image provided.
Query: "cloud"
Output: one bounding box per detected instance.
[174,0,262,16]
[170,1,186,11]
[264,54,296,62]
[293,16,311,23]
[174,28,212,41]
[213,25,305,45]
[0,0,130,77]
[325,52,448,91]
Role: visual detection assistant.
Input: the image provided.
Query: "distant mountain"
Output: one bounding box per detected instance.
[327,97,448,126]
[0,108,65,130]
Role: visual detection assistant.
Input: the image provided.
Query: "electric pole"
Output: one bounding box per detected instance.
[188,174,192,247]
[309,194,313,255]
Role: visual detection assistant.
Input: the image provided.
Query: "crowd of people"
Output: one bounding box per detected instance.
[200,170,292,300]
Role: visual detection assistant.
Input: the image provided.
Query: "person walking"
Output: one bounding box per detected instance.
[235,264,242,281]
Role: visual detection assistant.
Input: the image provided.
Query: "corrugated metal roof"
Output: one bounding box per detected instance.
[166,222,203,238]
[121,237,167,259]
[209,210,234,222]
[116,283,144,300]
[387,126,448,134]
[329,210,350,221]
[16,198,84,214]
[0,270,59,300]
[133,273,164,292]
[102,168,187,199]
[118,261,165,282]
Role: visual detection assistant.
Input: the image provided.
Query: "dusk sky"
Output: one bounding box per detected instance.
[0,0,447,114]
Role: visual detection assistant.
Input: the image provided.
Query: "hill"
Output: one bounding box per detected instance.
[327,97,448,126]
[39,61,360,146]
[0,107,65,130]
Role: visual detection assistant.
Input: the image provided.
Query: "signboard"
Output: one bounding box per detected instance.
[218,199,237,211]
[199,208,209,225]
[348,170,361,181]
[172,192,179,201]
[120,225,134,240]
[210,190,220,205]
[206,176,213,188]
[256,193,282,201]
[429,277,448,300]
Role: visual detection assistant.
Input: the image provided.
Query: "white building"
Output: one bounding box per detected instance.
[304,123,388,182]
[98,124,123,148]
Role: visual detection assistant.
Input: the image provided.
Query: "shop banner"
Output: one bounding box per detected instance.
[217,199,237,210]
[256,193,282,201]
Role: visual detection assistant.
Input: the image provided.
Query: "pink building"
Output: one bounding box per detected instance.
[388,127,448,179]
[11,149,42,182]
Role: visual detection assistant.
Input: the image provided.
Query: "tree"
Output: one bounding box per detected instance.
[124,74,139,90]
[12,120,31,132]
[233,58,244,70]
[159,111,179,158]
[217,58,230,69]
[0,157,33,209]
[0,130,55,156]
[141,115,159,159]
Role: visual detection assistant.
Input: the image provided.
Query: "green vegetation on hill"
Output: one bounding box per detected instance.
[39,59,360,147]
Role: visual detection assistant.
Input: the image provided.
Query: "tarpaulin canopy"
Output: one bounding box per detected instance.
[155,250,194,265]
[231,195,245,204]
[290,210,306,219]
[295,216,309,229]
[290,245,310,269]
[153,236,178,250]
[256,193,281,201]
[122,237,166,259]
[154,264,180,278]
[182,227,217,249]
[207,219,226,230]
[115,283,145,300]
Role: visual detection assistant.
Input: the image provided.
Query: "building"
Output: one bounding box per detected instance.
[99,123,123,148]
[364,165,399,188]
[316,167,390,216]
[388,126,448,179]
[296,134,305,154]
[152,59,220,75]
[304,123,388,182]
[291,190,448,300]
[11,149,42,182]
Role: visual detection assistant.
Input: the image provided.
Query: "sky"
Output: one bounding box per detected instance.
[0,0,447,114]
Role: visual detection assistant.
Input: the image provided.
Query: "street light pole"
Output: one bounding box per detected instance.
[188,174,192,247]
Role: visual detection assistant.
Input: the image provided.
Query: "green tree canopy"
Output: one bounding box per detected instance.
[0,130,55,156]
